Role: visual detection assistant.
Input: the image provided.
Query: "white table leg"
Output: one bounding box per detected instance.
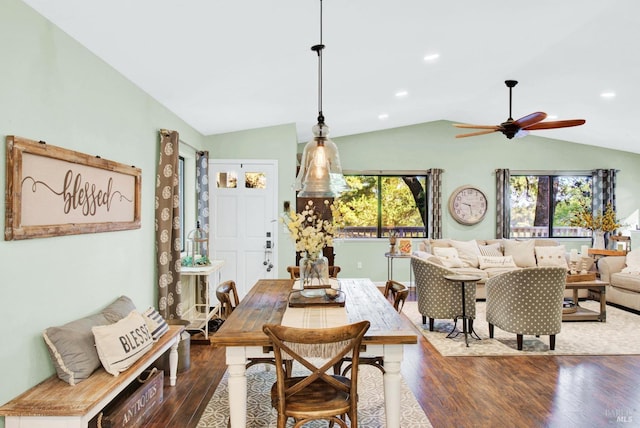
[383,344,404,428]
[226,347,248,428]
[169,334,180,386]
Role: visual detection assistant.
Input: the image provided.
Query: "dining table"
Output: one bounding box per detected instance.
[211,277,418,428]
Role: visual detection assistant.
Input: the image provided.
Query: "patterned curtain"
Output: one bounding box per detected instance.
[495,168,511,239]
[428,168,444,239]
[195,151,210,310]
[155,129,182,320]
[591,169,617,215]
[196,151,210,256]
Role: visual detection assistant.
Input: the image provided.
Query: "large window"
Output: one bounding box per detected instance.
[334,174,427,238]
[510,173,592,238]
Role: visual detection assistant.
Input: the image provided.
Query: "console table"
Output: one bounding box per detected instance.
[181,260,224,340]
[385,252,413,286]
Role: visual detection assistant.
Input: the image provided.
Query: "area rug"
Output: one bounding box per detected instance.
[197,363,432,427]
[404,300,640,356]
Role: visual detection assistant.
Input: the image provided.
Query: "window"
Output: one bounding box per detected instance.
[510,173,592,238]
[334,174,427,238]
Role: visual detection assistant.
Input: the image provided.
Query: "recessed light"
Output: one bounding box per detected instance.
[378,113,389,120]
[395,90,408,98]
[423,53,440,61]
[601,91,616,98]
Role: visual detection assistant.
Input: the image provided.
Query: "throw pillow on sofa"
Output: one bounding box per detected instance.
[142,307,169,341]
[535,245,569,269]
[93,310,154,376]
[503,239,537,267]
[479,242,503,257]
[622,250,640,274]
[433,247,464,268]
[478,255,517,269]
[450,239,481,268]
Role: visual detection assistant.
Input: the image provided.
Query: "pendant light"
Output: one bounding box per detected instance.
[294,0,348,198]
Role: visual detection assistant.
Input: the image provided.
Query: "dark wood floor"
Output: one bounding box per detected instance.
[145,292,640,428]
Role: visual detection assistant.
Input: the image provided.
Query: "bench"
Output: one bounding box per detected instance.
[0,325,183,428]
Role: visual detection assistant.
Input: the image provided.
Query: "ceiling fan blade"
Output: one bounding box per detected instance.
[513,112,547,128]
[523,119,586,130]
[455,129,499,138]
[453,123,500,130]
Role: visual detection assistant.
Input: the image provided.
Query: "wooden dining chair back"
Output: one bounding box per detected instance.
[384,280,409,312]
[215,280,239,319]
[262,320,370,428]
[287,265,341,279]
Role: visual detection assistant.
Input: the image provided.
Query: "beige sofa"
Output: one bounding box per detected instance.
[414,238,588,300]
[597,254,640,312]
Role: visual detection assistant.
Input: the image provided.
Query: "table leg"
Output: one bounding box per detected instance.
[599,286,607,322]
[226,347,248,428]
[461,282,469,347]
[382,344,404,428]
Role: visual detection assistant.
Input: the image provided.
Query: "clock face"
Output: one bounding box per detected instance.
[448,186,488,225]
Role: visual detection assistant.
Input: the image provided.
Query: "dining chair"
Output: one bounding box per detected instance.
[384,280,409,312]
[286,265,341,279]
[262,320,370,428]
[215,280,288,373]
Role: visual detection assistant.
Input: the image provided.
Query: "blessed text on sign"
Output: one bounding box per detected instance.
[5,136,142,240]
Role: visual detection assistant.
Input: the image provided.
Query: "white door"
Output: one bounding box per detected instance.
[209,160,278,298]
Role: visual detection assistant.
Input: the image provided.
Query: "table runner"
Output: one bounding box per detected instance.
[280,279,349,359]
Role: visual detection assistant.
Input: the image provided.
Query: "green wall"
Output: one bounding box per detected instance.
[0,0,204,421]
[329,120,640,283]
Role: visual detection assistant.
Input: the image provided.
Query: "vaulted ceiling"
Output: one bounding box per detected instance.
[21,0,640,153]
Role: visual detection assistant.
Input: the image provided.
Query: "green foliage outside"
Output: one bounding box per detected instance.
[333,175,426,237]
[510,175,592,234]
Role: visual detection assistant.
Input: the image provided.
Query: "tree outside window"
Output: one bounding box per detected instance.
[334,175,427,238]
[510,174,592,238]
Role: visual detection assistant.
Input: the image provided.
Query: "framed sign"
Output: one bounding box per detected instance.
[5,136,142,240]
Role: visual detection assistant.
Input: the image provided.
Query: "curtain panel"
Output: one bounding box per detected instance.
[591,169,617,215]
[196,151,210,256]
[155,129,182,320]
[428,168,444,239]
[495,169,511,239]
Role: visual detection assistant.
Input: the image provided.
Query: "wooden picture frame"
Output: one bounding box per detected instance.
[5,136,142,240]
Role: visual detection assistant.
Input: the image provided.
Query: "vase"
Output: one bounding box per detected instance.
[300,255,329,289]
[593,230,606,249]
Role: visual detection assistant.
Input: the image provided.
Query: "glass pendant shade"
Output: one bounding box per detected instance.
[295,122,348,197]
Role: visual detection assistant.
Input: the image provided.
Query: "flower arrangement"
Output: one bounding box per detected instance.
[282,200,342,260]
[570,202,621,233]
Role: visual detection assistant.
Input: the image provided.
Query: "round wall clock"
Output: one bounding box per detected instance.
[448,185,488,225]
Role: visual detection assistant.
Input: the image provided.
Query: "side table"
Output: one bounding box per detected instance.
[443,274,482,347]
[385,252,413,287]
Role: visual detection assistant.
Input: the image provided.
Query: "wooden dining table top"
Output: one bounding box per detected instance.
[211,278,418,348]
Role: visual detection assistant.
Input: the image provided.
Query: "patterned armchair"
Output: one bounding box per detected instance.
[411,256,477,332]
[485,267,567,350]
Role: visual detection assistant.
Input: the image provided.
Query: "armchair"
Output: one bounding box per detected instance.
[411,256,477,332]
[485,266,567,350]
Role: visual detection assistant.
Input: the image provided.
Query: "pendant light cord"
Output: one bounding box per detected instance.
[312,0,325,125]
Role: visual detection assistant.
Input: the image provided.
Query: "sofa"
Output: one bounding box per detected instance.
[414,238,591,300]
[597,251,640,312]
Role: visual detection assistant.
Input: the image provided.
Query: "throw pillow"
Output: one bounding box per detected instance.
[42,313,109,385]
[479,242,503,257]
[102,295,137,323]
[535,245,569,269]
[142,307,169,341]
[432,247,464,268]
[502,239,537,268]
[622,250,640,274]
[478,255,517,270]
[93,310,154,376]
[450,239,481,268]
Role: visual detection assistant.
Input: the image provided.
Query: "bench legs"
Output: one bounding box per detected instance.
[169,334,180,386]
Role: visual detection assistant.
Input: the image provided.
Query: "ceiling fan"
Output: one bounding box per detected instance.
[453,80,586,139]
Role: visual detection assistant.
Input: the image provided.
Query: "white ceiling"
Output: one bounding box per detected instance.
[21,0,640,153]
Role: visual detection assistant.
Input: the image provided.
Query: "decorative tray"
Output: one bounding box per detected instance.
[288,289,345,307]
[566,272,597,282]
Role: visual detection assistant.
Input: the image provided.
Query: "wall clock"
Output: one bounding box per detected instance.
[448,185,488,225]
